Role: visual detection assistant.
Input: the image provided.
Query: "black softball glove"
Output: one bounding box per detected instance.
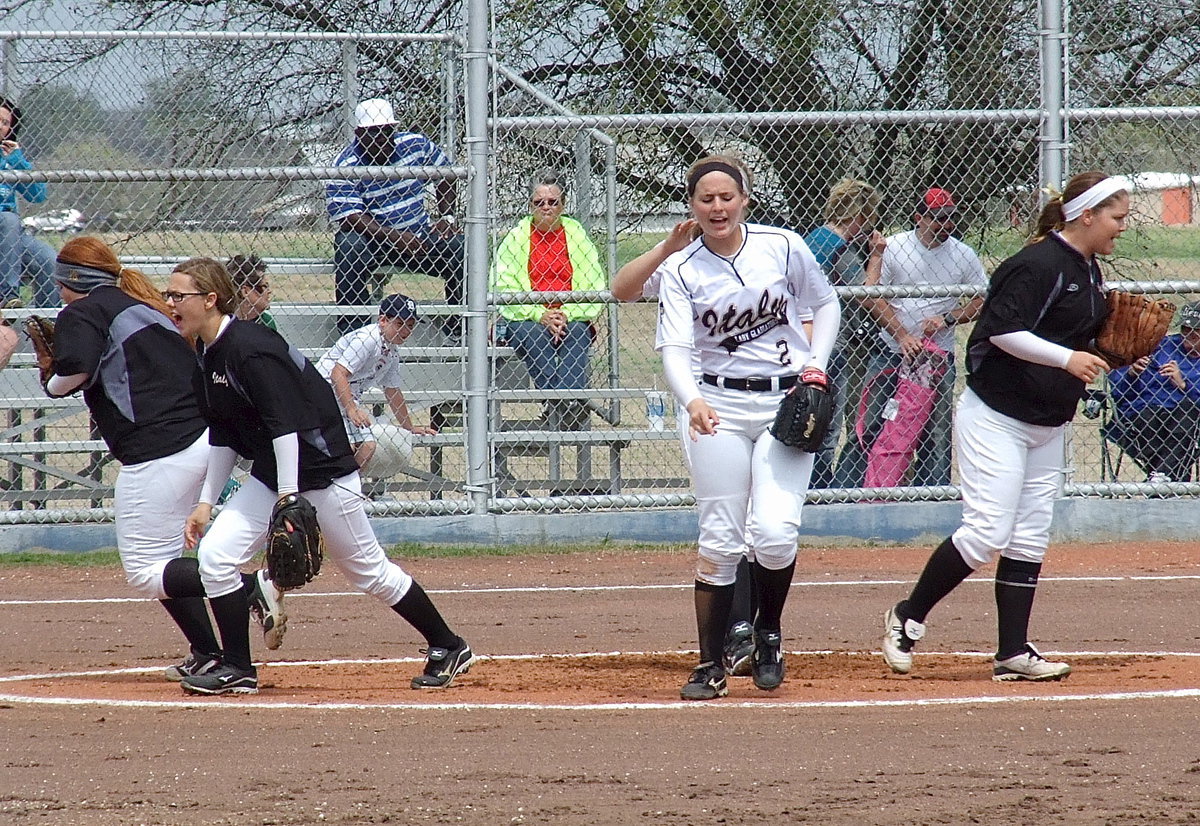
[265,493,324,590]
[769,367,835,453]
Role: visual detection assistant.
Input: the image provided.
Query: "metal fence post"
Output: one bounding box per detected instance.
[465,0,492,513]
[1039,0,1068,198]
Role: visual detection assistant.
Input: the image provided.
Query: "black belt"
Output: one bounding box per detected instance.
[702,373,798,392]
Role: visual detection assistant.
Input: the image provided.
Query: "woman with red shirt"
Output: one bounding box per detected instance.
[490,173,606,426]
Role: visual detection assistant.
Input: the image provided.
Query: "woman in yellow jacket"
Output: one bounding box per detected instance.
[490,172,605,426]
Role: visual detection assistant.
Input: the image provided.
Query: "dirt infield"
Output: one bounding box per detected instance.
[2,542,1200,824]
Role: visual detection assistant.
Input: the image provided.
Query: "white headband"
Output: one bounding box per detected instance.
[1062,177,1128,222]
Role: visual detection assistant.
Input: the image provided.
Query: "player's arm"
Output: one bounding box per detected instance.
[330,363,372,427]
[185,444,239,549]
[384,386,436,434]
[611,221,697,302]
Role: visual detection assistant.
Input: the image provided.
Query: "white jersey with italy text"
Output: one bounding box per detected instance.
[655,223,836,379]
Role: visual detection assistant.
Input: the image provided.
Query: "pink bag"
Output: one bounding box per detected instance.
[856,340,950,487]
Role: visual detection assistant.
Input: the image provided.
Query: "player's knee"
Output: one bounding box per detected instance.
[950,528,1003,569]
[753,542,797,571]
[123,560,169,599]
[695,545,741,586]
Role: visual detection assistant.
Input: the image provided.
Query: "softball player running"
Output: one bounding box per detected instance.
[882,171,1125,681]
[614,216,761,677]
[167,258,473,695]
[48,237,283,681]
[656,155,840,700]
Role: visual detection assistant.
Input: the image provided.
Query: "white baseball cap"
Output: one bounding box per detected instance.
[353,98,398,129]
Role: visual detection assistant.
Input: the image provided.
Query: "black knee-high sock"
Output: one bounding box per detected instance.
[900,536,975,623]
[159,557,220,656]
[694,581,735,666]
[159,598,220,657]
[995,557,1042,659]
[751,559,795,633]
[392,581,458,649]
[728,556,757,628]
[208,589,253,671]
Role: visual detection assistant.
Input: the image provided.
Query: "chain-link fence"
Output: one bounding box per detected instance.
[0,1,1199,523]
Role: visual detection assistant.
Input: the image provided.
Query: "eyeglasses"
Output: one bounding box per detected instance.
[162,291,209,303]
[250,282,271,293]
[532,198,561,207]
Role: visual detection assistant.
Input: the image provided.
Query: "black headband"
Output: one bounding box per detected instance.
[686,161,746,197]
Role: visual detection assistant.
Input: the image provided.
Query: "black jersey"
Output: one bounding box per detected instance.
[965,233,1107,426]
[194,318,358,491]
[53,285,206,464]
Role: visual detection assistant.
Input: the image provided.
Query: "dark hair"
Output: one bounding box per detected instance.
[1030,171,1120,243]
[0,97,22,139]
[226,254,266,288]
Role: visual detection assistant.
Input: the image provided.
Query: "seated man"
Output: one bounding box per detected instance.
[489,172,604,430]
[226,254,276,329]
[317,293,437,470]
[325,98,463,338]
[1,96,57,308]
[1107,301,1200,483]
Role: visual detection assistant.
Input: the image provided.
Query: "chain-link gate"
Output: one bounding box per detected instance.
[1,1,1199,525]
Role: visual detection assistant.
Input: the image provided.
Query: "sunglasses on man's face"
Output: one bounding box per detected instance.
[532,198,561,207]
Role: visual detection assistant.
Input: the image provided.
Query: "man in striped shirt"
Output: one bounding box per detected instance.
[326,98,463,338]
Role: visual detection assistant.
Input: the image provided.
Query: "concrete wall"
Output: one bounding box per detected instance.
[0,497,1192,554]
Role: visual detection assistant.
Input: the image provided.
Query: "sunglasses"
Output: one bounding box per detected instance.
[249,282,271,293]
[532,198,561,207]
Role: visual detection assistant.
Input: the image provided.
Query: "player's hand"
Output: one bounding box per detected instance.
[408,424,438,435]
[185,504,213,550]
[0,139,17,156]
[1065,351,1108,383]
[663,219,699,254]
[685,398,719,439]
[349,403,373,428]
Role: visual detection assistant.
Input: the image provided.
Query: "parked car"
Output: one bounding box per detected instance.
[22,208,87,233]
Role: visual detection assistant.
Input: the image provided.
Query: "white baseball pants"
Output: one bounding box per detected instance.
[685,384,813,585]
[198,471,413,604]
[114,431,209,598]
[952,388,1064,567]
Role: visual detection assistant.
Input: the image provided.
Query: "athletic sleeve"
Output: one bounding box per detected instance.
[990,330,1073,369]
[272,433,300,497]
[199,445,239,506]
[662,344,702,408]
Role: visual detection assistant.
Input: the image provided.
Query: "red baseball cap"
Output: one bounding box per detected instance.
[917,187,957,217]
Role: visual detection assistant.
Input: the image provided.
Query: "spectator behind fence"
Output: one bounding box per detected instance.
[226,254,276,330]
[489,172,605,431]
[0,97,57,308]
[317,292,437,470]
[1106,300,1200,483]
[835,187,987,487]
[802,179,886,488]
[326,98,463,339]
